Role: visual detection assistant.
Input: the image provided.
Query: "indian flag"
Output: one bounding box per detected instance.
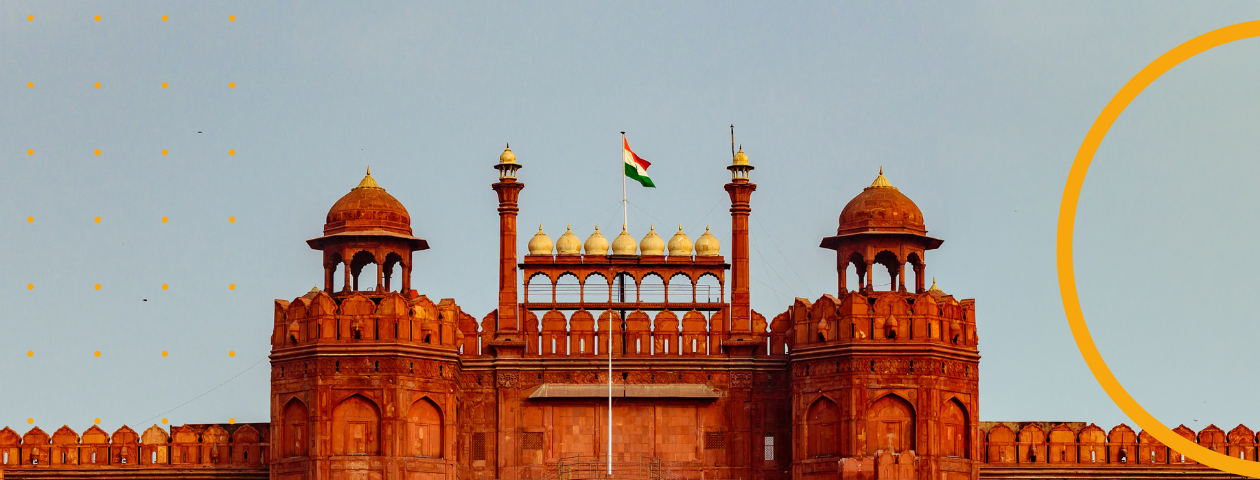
[623,137,655,188]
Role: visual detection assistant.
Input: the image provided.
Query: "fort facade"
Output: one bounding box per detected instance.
[0,147,1246,480]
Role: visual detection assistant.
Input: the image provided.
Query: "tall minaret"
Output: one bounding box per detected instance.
[492,144,523,341]
[725,145,756,332]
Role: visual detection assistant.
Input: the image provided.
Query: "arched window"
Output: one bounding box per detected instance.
[941,399,968,458]
[408,398,443,458]
[866,394,915,455]
[282,398,309,458]
[332,395,381,455]
[806,397,840,458]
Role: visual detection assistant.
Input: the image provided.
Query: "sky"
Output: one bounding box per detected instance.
[3,1,1260,436]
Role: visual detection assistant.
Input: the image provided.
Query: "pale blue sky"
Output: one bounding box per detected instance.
[3,2,1260,435]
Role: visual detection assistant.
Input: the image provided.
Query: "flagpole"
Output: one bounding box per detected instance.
[621,131,628,228]
[612,131,625,477]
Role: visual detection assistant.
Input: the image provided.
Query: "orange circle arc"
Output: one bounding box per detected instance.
[1057,20,1260,477]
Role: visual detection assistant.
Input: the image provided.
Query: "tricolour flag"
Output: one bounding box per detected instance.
[623,137,655,188]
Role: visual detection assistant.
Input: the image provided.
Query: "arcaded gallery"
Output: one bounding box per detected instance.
[0,146,1247,480]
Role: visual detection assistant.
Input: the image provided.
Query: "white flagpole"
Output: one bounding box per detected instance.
[621,131,628,229]
[612,131,624,477]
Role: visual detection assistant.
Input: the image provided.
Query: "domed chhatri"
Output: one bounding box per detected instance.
[527,225,553,255]
[639,225,666,256]
[733,146,750,166]
[556,225,582,255]
[499,143,516,164]
[695,225,721,256]
[323,167,413,236]
[667,225,693,257]
[584,225,609,255]
[837,168,926,235]
[611,225,638,255]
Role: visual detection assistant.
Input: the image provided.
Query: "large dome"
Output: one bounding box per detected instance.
[323,168,413,236]
[837,170,926,235]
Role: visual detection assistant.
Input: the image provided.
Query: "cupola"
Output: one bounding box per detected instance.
[640,225,665,255]
[556,225,582,255]
[584,225,609,255]
[611,225,638,255]
[527,225,553,255]
[667,225,693,257]
[695,226,721,256]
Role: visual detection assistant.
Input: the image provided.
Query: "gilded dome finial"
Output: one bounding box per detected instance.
[867,167,895,190]
[356,166,382,189]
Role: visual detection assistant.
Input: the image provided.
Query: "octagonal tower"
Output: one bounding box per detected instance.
[270,169,471,480]
[783,170,979,480]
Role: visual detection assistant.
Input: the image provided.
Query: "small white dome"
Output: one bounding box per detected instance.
[556,225,582,255]
[527,225,553,255]
[584,225,609,255]
[611,225,637,255]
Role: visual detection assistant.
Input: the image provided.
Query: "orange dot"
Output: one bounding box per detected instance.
[161,82,168,89]
[26,149,33,155]
[94,82,101,89]
[228,418,235,424]
[161,216,169,223]
[94,351,101,357]
[161,149,168,156]
[228,82,235,89]
[228,216,236,223]
[161,15,168,22]
[228,15,235,21]
[27,15,33,21]
[161,418,168,424]
[94,149,101,156]
[27,284,33,290]
[161,351,168,357]
[228,284,236,290]
[228,351,236,357]
[94,216,101,223]
[27,351,33,357]
[94,283,101,290]
[161,284,169,290]
[94,418,101,425]
[228,149,236,156]
[27,418,33,425]
[94,15,101,22]
[26,82,33,88]
[26,216,33,223]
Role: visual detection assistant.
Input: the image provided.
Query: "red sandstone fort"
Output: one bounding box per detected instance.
[0,147,1248,480]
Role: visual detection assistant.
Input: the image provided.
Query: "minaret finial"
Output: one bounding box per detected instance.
[367,166,371,175]
[879,166,883,175]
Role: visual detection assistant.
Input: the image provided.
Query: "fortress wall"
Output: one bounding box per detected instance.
[0,423,268,478]
[978,422,1255,466]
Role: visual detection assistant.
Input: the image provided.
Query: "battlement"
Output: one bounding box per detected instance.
[776,291,976,352]
[979,422,1256,465]
[272,290,475,351]
[0,423,268,473]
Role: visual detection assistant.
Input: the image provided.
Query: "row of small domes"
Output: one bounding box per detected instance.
[529,224,720,257]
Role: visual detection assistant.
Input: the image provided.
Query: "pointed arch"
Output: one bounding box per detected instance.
[282,397,310,458]
[806,396,841,458]
[942,398,970,459]
[408,397,443,458]
[332,394,381,455]
[866,394,915,455]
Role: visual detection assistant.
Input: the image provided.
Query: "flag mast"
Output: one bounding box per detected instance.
[611,131,626,476]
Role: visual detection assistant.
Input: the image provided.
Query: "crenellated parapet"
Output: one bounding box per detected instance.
[979,422,1260,466]
[0,423,267,471]
[778,288,977,352]
[272,290,474,351]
